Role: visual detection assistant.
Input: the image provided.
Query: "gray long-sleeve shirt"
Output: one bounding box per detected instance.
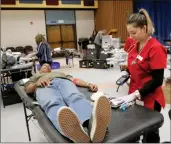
[94,31,104,46]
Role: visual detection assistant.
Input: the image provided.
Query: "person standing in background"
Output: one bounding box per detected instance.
[94,30,106,59]
[35,34,52,66]
[89,30,98,44]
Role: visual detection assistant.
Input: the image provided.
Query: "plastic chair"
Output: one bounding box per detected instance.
[15,46,24,53]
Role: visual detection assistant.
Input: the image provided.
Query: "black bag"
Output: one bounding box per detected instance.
[1,84,22,106]
[85,49,96,60]
[93,60,109,69]
[79,60,94,68]
[99,53,109,60]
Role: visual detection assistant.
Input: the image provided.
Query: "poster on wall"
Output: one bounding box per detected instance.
[1,0,16,5]
[19,0,43,4]
[61,0,81,5]
[46,0,59,5]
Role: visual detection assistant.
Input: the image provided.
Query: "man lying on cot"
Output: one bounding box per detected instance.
[25,63,111,143]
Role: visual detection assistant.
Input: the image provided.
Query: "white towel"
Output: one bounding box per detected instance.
[91,92,110,101]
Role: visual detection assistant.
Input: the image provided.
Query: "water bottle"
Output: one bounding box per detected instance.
[66,56,69,65]
[120,103,129,112]
[120,101,134,111]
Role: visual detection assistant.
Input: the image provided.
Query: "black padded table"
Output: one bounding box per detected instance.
[1,62,34,72]
[14,80,164,143]
[1,62,35,107]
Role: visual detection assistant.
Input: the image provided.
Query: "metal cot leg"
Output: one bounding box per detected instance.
[23,103,31,141]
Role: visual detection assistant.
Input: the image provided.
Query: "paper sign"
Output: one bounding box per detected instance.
[58,20,64,24]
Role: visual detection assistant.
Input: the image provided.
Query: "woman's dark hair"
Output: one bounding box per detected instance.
[92,30,97,36]
[24,45,33,55]
[127,8,155,35]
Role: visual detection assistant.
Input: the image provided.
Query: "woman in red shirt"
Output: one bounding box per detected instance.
[124,8,167,142]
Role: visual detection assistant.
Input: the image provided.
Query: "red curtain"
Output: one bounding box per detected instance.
[1,0,16,5]
[84,0,94,6]
[46,0,59,5]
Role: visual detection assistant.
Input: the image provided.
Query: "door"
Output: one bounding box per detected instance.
[47,24,76,49]
[47,25,61,48]
[61,25,76,48]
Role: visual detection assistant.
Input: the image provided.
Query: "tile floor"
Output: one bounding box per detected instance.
[1,58,171,143]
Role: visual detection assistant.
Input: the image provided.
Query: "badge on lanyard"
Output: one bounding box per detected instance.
[137,55,143,61]
[132,55,143,65]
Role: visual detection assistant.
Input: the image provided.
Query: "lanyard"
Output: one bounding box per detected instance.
[127,42,137,54]
[131,37,152,65]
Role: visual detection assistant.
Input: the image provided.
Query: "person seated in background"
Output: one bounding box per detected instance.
[89,30,98,43]
[22,46,37,60]
[25,63,111,143]
[35,34,52,66]
[23,46,32,55]
[94,29,106,59]
[1,49,16,69]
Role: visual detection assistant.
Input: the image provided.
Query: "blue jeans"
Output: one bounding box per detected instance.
[35,78,93,135]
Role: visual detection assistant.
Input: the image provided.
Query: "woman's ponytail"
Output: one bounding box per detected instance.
[139,8,155,35]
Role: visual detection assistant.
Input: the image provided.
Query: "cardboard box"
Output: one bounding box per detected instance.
[162,83,171,104]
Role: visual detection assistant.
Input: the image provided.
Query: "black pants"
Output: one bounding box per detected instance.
[95,44,101,59]
[143,101,161,143]
[39,61,52,66]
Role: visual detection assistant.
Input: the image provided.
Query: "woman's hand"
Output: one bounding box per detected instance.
[88,83,98,92]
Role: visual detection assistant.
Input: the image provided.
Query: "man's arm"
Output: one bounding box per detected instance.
[25,82,37,94]
[67,76,98,92]
[25,78,51,94]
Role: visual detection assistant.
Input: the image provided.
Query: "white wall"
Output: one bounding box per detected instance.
[1,10,46,49]
[1,10,95,51]
[75,10,95,51]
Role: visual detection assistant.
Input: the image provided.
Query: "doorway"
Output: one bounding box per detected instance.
[47,24,77,49]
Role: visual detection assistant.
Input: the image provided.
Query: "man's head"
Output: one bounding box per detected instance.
[40,63,51,73]
[102,29,106,35]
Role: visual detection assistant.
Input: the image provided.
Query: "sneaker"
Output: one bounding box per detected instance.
[90,96,111,143]
[57,106,90,143]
